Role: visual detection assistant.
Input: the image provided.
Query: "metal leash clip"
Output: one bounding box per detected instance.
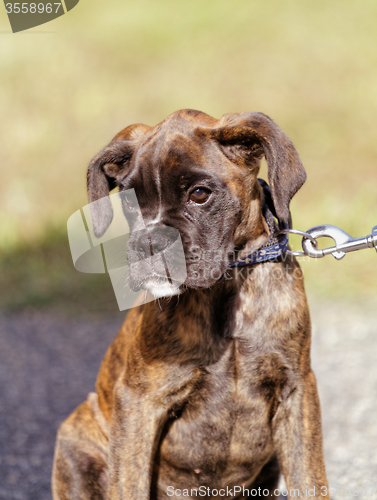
[278,225,377,260]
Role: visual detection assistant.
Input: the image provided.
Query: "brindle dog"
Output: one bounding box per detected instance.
[52,110,329,500]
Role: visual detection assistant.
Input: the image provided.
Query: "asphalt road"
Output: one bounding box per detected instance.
[0,297,376,500]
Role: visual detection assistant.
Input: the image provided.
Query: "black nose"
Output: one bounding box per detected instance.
[135,227,176,257]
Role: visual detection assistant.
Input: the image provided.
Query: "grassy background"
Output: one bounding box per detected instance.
[0,0,376,315]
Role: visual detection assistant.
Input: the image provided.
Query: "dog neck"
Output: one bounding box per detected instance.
[138,255,299,366]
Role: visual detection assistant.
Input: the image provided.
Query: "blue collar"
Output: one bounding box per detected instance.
[229,179,289,267]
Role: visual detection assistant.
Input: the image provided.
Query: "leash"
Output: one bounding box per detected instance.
[279,224,377,260]
[229,179,377,267]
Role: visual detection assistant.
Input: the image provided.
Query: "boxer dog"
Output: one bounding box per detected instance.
[52,110,329,499]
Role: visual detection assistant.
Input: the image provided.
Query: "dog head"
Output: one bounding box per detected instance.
[87,109,306,297]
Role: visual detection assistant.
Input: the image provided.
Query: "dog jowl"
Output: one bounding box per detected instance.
[53,110,329,500]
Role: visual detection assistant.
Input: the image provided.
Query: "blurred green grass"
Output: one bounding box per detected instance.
[0,226,120,316]
[0,0,376,313]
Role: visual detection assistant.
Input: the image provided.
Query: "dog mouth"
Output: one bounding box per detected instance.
[139,274,182,299]
[126,226,187,298]
[127,253,186,298]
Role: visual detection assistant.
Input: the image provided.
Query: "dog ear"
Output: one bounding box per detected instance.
[87,124,150,237]
[212,112,306,223]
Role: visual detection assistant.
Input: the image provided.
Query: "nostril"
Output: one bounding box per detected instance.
[137,243,147,256]
[151,240,168,254]
[135,236,151,257]
[136,240,151,256]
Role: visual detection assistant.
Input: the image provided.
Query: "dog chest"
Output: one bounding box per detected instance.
[157,346,289,485]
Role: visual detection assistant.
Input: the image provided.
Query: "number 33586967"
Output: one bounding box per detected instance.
[5,3,62,13]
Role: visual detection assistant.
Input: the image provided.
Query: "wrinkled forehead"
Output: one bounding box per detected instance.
[122,112,243,197]
[137,118,212,170]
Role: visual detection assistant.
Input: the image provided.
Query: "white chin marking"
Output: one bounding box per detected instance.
[144,280,181,299]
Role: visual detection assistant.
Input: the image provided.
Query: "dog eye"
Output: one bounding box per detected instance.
[189,188,211,204]
[123,193,136,209]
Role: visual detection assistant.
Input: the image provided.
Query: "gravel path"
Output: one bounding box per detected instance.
[310,299,377,499]
[0,297,376,500]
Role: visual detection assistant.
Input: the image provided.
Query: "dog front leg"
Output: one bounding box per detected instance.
[107,366,202,500]
[107,393,165,500]
[272,370,329,500]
